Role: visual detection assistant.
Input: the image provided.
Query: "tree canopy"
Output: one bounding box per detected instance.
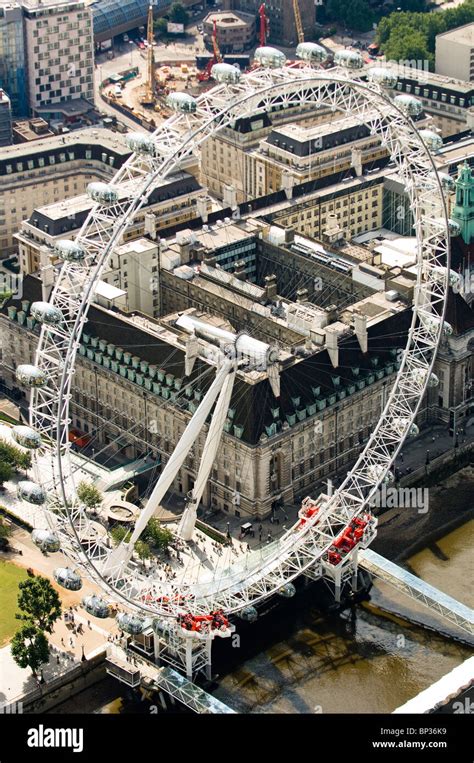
[11,623,50,676]
[0,460,13,487]
[0,439,32,471]
[77,481,103,511]
[16,575,62,634]
[145,518,173,551]
[377,0,474,68]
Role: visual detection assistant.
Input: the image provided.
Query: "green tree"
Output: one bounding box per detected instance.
[154,17,168,37]
[383,28,431,65]
[77,481,103,512]
[110,524,131,546]
[169,2,188,26]
[0,516,12,547]
[145,518,173,551]
[11,623,50,677]
[135,540,151,567]
[0,439,31,471]
[16,575,62,633]
[0,461,13,488]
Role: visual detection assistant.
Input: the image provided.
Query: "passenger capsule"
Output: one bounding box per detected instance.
[54,567,82,590]
[392,417,419,438]
[211,62,241,83]
[367,464,394,484]
[334,49,363,69]
[428,170,455,192]
[423,314,453,336]
[393,94,423,117]
[368,67,398,88]
[55,240,86,262]
[296,42,327,63]
[82,594,110,619]
[431,265,463,290]
[11,425,42,449]
[15,364,47,388]
[278,582,296,598]
[239,606,258,622]
[32,529,60,553]
[30,301,63,325]
[125,132,157,156]
[412,369,440,388]
[116,612,145,635]
[87,182,119,205]
[166,92,197,113]
[419,129,443,152]
[17,480,46,505]
[254,46,286,68]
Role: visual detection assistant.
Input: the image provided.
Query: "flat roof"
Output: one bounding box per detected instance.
[436,22,474,45]
[0,126,128,161]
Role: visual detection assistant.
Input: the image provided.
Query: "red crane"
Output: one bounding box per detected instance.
[198,19,222,82]
[258,3,268,46]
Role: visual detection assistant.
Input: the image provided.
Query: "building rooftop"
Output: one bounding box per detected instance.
[203,10,254,28]
[389,63,473,94]
[436,22,474,46]
[0,126,128,161]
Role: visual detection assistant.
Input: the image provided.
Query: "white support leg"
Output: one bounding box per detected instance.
[178,368,236,541]
[101,360,233,577]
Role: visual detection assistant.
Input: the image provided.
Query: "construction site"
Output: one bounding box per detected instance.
[100,2,325,127]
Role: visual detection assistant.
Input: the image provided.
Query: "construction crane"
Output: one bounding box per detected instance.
[198,19,222,82]
[140,4,156,105]
[292,0,304,44]
[258,3,268,47]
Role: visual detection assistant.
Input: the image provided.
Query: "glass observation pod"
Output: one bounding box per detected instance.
[166,92,197,113]
[30,301,63,325]
[211,62,241,83]
[17,480,46,505]
[82,594,110,619]
[11,425,42,449]
[87,182,119,205]
[367,464,394,484]
[278,582,296,598]
[334,49,363,69]
[368,67,398,88]
[412,369,440,387]
[419,129,443,152]
[116,612,146,634]
[31,529,60,553]
[392,417,419,438]
[55,240,86,262]
[239,606,258,622]
[296,42,327,63]
[428,170,455,193]
[431,265,463,289]
[125,132,157,156]
[423,315,453,336]
[54,567,82,591]
[15,364,47,388]
[393,94,423,117]
[254,46,287,69]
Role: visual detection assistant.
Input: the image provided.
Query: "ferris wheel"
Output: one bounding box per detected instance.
[15,47,456,646]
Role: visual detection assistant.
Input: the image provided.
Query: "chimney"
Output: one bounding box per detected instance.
[296,287,308,303]
[196,195,209,223]
[325,326,339,368]
[223,184,237,210]
[351,147,363,177]
[233,259,246,280]
[264,273,277,301]
[281,171,295,200]
[144,212,157,239]
[354,311,368,354]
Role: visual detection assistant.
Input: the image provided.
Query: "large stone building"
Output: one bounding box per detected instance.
[15,171,213,280]
[436,23,474,84]
[0,272,415,517]
[203,10,256,53]
[388,65,473,138]
[0,128,131,256]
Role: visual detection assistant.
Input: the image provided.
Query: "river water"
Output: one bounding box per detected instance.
[53,475,474,715]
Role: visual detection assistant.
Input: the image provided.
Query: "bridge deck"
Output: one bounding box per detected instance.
[359,549,474,636]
